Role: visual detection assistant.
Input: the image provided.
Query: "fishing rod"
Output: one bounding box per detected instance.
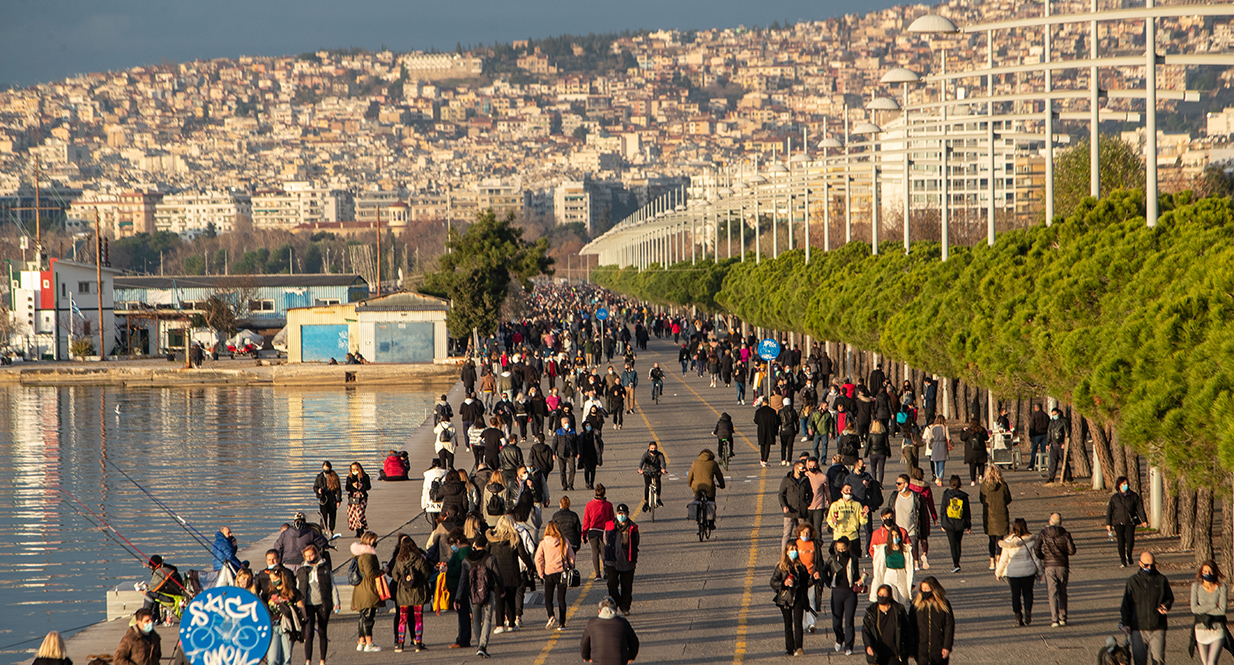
[103,459,230,568]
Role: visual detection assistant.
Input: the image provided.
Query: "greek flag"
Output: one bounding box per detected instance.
[70,294,83,319]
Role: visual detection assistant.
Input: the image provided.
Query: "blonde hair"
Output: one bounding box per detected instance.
[981,464,1005,493]
[870,421,885,434]
[35,632,66,660]
[360,531,378,547]
[912,576,952,614]
[490,515,521,547]
[464,514,484,539]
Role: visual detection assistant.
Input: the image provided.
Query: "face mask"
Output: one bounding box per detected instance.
[788,550,799,560]
[1142,565,1155,574]
[877,596,891,606]
[1203,573,1218,583]
[842,493,852,501]
[892,537,901,545]
[920,590,934,600]
[799,535,809,542]
[140,622,155,634]
[883,519,895,529]
[266,564,277,570]
[1120,484,1129,493]
[616,515,627,523]
[450,545,459,552]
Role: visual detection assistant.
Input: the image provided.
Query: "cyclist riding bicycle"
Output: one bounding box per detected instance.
[648,363,665,401]
[140,555,185,617]
[712,412,735,462]
[638,441,667,512]
[687,448,726,528]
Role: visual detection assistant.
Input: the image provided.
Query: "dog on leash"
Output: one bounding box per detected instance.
[1099,636,1132,665]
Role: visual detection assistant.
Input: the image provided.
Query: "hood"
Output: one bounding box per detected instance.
[466,549,487,564]
[598,607,617,620]
[719,412,731,421]
[350,542,377,557]
[1000,535,1034,548]
[697,451,715,462]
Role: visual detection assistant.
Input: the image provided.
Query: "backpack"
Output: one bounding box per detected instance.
[946,496,964,521]
[347,557,362,586]
[438,426,452,443]
[468,560,492,605]
[428,478,443,503]
[895,411,908,425]
[485,490,506,516]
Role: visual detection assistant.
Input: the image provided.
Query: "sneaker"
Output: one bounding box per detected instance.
[845,649,853,656]
[793,649,805,656]
[834,643,842,652]
[493,626,504,635]
[801,437,809,442]
[356,644,364,652]
[513,618,522,630]
[761,461,767,467]
[593,575,603,582]
[1059,619,1067,626]
[951,566,961,574]
[920,554,929,570]
[1050,622,1059,628]
[555,625,565,632]
[476,649,490,659]
[989,560,996,570]
[414,643,425,652]
[364,645,382,652]
[394,645,404,653]
[546,617,557,629]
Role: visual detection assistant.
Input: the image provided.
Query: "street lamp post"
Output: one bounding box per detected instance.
[855,121,883,255]
[882,68,921,253]
[818,137,842,253]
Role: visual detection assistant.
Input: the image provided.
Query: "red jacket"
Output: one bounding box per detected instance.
[868,524,911,557]
[383,455,408,479]
[582,499,615,537]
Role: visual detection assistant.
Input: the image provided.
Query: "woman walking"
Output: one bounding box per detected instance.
[32,632,71,665]
[346,462,372,539]
[939,475,972,574]
[909,577,956,665]
[980,465,1012,571]
[1190,560,1228,665]
[864,421,891,485]
[390,536,431,652]
[488,516,534,632]
[535,521,576,631]
[869,523,914,606]
[351,532,385,652]
[995,518,1043,626]
[862,584,913,665]
[822,536,863,656]
[264,568,301,665]
[314,461,342,535]
[926,416,950,485]
[770,541,811,656]
[959,418,989,486]
[1106,475,1147,568]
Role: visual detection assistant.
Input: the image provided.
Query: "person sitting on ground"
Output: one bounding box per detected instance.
[380,450,411,481]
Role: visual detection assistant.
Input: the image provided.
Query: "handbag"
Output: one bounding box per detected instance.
[375,574,392,601]
[348,493,364,506]
[565,563,581,588]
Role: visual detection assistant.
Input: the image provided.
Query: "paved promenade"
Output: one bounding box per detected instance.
[57,337,1201,665]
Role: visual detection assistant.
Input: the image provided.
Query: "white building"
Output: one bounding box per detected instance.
[154,191,252,237]
[251,182,351,229]
[554,180,592,232]
[6,259,119,360]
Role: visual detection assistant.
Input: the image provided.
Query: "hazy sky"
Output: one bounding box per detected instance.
[1,0,900,88]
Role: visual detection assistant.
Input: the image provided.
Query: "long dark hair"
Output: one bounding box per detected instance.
[395,534,422,562]
[321,461,340,491]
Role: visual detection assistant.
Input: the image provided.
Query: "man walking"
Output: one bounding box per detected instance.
[1034,512,1077,628]
[553,417,578,491]
[778,461,813,550]
[580,597,640,665]
[804,457,830,538]
[1120,551,1172,665]
[778,397,800,466]
[1027,404,1049,472]
[1044,408,1069,484]
[621,363,638,413]
[754,397,780,467]
[456,534,502,659]
[604,504,640,615]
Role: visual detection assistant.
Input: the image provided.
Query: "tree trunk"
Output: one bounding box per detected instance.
[1111,430,1127,482]
[1126,447,1142,497]
[1224,474,1234,580]
[1180,481,1197,552]
[1067,405,1091,478]
[1160,474,1178,538]
[1196,486,1215,563]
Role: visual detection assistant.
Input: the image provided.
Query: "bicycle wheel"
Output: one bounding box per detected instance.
[698,520,705,541]
[649,485,657,522]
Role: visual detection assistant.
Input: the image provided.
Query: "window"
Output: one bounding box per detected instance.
[61,283,67,297]
[314,298,340,306]
[78,282,91,293]
[249,299,276,312]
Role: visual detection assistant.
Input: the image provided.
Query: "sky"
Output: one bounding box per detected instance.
[0,0,901,88]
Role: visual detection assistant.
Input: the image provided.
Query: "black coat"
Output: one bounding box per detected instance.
[439,476,468,516]
[862,601,914,664]
[580,615,640,665]
[939,488,972,533]
[909,601,955,664]
[551,508,582,551]
[778,472,813,517]
[754,405,780,447]
[1121,568,1174,631]
[770,562,811,609]
[960,427,989,465]
[1107,491,1147,527]
[530,442,555,475]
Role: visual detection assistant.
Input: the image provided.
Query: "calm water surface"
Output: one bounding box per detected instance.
[0,385,436,664]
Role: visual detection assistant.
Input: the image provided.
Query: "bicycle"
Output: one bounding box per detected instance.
[693,494,715,541]
[150,591,190,625]
[651,380,663,404]
[647,476,659,522]
[717,437,732,471]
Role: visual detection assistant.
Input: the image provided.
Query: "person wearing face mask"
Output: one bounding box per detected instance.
[909,577,955,665]
[862,584,912,665]
[995,518,1043,627]
[1033,512,1076,627]
[264,567,303,665]
[1044,408,1070,484]
[314,461,342,535]
[345,462,371,539]
[770,542,811,656]
[779,461,814,550]
[577,421,603,490]
[114,609,161,665]
[793,523,825,628]
[297,544,338,665]
[828,483,870,558]
[1106,474,1148,568]
[822,536,864,656]
[273,512,328,571]
[1121,552,1173,665]
[603,504,640,616]
[1189,560,1228,665]
[869,513,914,607]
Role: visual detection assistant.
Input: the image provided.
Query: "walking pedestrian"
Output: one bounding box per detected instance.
[580,597,639,665]
[345,462,371,539]
[114,609,160,665]
[445,531,472,650]
[862,584,912,665]
[909,577,956,665]
[577,421,602,490]
[793,523,825,626]
[980,465,1012,571]
[804,457,830,539]
[827,484,869,558]
[1107,475,1147,568]
[925,416,950,485]
[755,397,780,467]
[297,544,336,665]
[33,631,70,665]
[1190,560,1227,665]
[350,532,384,652]
[995,518,1043,627]
[553,417,578,491]
[869,513,914,606]
[1044,408,1070,484]
[1033,512,1076,627]
[487,516,534,634]
[1121,552,1173,665]
[779,397,800,465]
[959,418,988,486]
[603,503,639,615]
[551,496,582,553]
[535,521,576,631]
[906,467,937,570]
[779,460,813,550]
[583,485,615,581]
[389,537,431,653]
[456,534,502,659]
[771,541,811,656]
[314,462,342,535]
[822,536,863,656]
[939,475,972,574]
[864,421,891,485]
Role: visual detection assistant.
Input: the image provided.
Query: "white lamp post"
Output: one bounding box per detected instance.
[882,68,921,253]
[818,137,843,254]
[854,121,883,255]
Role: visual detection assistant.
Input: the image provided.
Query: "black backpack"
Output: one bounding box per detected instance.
[428,478,443,503]
[347,557,362,585]
[468,560,492,605]
[485,488,506,516]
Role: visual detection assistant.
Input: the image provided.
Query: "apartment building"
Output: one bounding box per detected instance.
[154,191,252,237]
[67,191,162,237]
[554,180,592,231]
[251,181,351,229]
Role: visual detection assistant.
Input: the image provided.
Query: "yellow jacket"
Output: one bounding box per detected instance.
[826,498,868,540]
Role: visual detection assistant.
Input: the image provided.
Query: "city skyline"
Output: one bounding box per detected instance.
[0,0,900,88]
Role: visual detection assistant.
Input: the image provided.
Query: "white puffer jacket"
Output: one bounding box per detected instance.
[995,535,1044,579]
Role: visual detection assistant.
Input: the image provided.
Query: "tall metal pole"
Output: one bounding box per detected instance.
[1145,0,1158,227]
[987,29,996,247]
[942,144,950,262]
[844,106,852,244]
[1090,0,1100,198]
[903,82,911,253]
[823,148,831,252]
[754,157,762,264]
[94,210,106,361]
[1044,0,1056,224]
[803,130,811,263]
[871,156,880,256]
[375,206,382,296]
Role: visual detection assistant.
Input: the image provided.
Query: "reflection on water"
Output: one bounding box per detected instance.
[0,385,436,664]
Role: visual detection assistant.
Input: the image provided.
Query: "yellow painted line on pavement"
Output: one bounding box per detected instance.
[531,577,595,665]
[664,366,769,663]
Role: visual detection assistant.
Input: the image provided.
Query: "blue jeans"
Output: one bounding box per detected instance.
[680,360,688,374]
[267,626,292,665]
[812,433,829,460]
[932,460,946,480]
[736,383,746,402]
[1029,435,1047,469]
